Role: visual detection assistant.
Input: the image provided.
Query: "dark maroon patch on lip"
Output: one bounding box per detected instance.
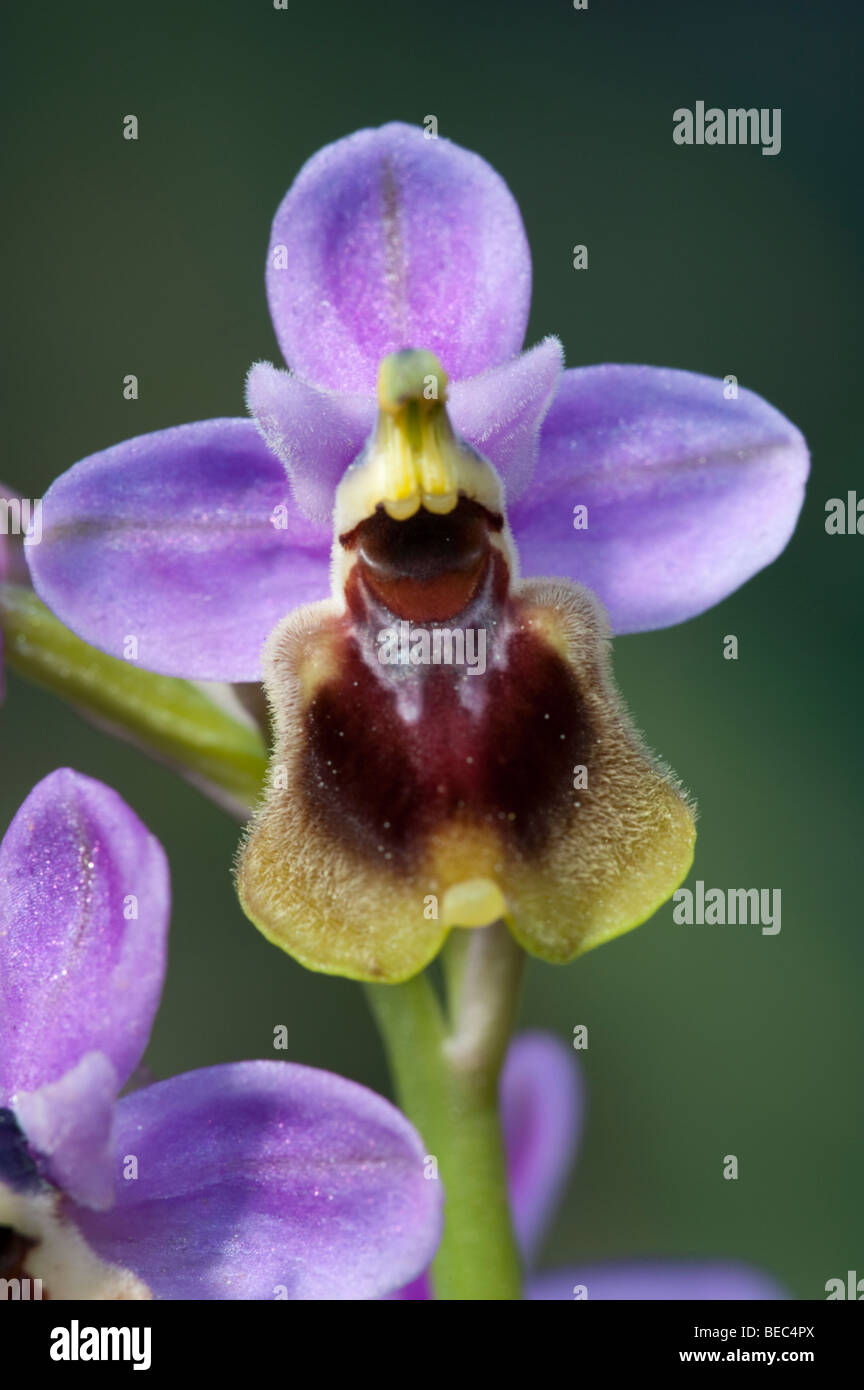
[300,609,592,869]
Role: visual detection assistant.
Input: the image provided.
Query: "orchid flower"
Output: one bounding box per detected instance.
[10,124,810,1301]
[0,769,441,1299]
[23,123,808,987]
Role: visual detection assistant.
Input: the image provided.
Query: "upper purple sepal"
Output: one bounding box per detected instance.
[266,122,532,394]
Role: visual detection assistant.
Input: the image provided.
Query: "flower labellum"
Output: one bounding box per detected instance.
[238,351,695,982]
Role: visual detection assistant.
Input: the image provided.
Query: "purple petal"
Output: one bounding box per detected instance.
[74,1061,443,1301]
[266,122,531,394]
[246,362,374,522]
[0,769,169,1101]
[15,1052,117,1209]
[383,1272,432,1300]
[450,338,564,502]
[27,419,332,681]
[502,1031,582,1261]
[528,1261,786,1300]
[512,365,809,633]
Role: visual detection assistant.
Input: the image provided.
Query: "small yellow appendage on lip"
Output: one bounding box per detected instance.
[441,877,509,929]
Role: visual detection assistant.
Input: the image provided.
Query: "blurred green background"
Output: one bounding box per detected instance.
[2,0,861,1299]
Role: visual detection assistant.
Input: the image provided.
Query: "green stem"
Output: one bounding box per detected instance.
[0,584,268,817]
[365,924,524,1300]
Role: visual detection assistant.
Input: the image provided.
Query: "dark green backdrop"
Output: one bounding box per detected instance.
[2,0,861,1298]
